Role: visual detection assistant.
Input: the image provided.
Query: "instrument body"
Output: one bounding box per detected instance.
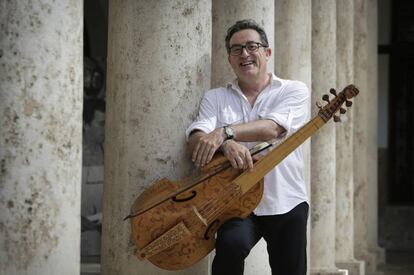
[131,155,263,270]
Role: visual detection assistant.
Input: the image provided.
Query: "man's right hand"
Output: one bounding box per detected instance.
[191,128,226,168]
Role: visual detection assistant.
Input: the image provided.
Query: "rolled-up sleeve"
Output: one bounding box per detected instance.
[260,81,310,137]
[185,90,218,140]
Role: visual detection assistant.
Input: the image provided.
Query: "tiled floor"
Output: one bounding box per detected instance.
[81,252,414,275]
[81,264,414,275]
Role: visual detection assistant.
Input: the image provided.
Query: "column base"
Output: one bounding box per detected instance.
[374,246,386,265]
[364,247,385,275]
[310,268,348,275]
[336,260,365,275]
[356,251,377,274]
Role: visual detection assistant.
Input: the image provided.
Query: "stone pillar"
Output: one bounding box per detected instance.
[275,0,311,87]
[353,0,383,273]
[212,1,274,274]
[212,0,274,87]
[366,0,385,267]
[310,1,345,274]
[335,1,365,274]
[274,1,312,272]
[0,1,83,275]
[101,1,211,275]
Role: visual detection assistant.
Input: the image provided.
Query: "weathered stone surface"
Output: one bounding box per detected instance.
[0,1,83,274]
[335,2,366,275]
[102,1,212,274]
[310,0,344,274]
[353,0,383,272]
[335,0,357,267]
[275,0,312,87]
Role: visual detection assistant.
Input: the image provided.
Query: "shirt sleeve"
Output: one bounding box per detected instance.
[185,90,218,141]
[260,81,310,137]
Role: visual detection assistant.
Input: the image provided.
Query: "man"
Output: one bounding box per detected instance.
[186,19,309,275]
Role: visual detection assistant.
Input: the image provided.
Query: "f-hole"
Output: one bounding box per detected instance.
[172,190,197,202]
[204,219,220,240]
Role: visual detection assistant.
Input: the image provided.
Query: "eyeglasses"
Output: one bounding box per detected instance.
[228,42,267,56]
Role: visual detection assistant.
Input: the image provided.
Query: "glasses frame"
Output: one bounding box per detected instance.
[228,42,267,56]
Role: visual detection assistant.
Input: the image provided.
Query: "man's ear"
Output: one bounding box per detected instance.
[265,47,272,59]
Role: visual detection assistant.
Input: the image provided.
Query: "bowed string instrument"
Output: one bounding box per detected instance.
[124,85,359,270]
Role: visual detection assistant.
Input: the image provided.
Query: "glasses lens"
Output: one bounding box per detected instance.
[230,46,242,56]
[246,43,259,52]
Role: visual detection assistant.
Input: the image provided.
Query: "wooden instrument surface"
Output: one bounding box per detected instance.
[131,165,263,270]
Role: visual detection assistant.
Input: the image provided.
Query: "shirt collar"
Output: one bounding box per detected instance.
[226,73,283,98]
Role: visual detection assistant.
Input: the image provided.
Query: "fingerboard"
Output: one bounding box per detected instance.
[233,116,326,194]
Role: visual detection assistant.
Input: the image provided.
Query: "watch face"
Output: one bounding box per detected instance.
[225,126,234,139]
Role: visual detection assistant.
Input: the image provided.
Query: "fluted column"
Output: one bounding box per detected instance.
[353,0,383,273]
[212,0,274,87]
[275,0,311,87]
[366,0,385,267]
[310,1,346,274]
[101,1,212,274]
[0,1,83,275]
[274,1,312,273]
[335,1,365,274]
[212,1,274,274]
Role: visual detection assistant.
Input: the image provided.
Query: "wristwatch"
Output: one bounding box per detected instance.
[223,125,234,140]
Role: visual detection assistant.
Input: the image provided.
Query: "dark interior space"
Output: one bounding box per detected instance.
[378,0,414,273]
[388,0,414,205]
[81,0,108,269]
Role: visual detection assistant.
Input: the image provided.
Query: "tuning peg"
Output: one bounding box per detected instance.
[330,88,337,96]
[333,115,341,122]
[345,100,352,107]
[340,107,346,114]
[322,94,330,103]
[316,101,323,110]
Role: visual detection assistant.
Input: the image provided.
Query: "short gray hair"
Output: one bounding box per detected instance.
[225,19,269,54]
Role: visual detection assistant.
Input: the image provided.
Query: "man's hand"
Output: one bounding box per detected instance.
[191,128,225,167]
[221,140,253,171]
[188,119,283,169]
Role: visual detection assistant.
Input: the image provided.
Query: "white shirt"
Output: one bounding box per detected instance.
[186,74,310,215]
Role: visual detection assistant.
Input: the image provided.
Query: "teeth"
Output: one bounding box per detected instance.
[241,61,254,66]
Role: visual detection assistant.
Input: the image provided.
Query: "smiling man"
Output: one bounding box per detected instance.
[186,19,310,275]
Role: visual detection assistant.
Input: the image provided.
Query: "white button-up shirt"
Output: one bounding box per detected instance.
[186,74,310,215]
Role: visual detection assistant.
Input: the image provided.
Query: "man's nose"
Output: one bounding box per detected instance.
[240,47,250,57]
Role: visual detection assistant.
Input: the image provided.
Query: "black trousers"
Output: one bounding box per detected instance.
[212,202,309,275]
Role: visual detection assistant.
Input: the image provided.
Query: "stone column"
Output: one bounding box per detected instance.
[0,1,83,275]
[212,0,274,87]
[310,1,346,274]
[353,0,383,273]
[212,1,274,274]
[275,0,311,87]
[335,1,365,274]
[366,0,385,267]
[101,1,211,275]
[274,1,312,272]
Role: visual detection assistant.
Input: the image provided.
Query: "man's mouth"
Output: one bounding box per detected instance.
[240,60,255,67]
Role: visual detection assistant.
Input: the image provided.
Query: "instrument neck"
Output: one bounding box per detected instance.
[232,116,326,194]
